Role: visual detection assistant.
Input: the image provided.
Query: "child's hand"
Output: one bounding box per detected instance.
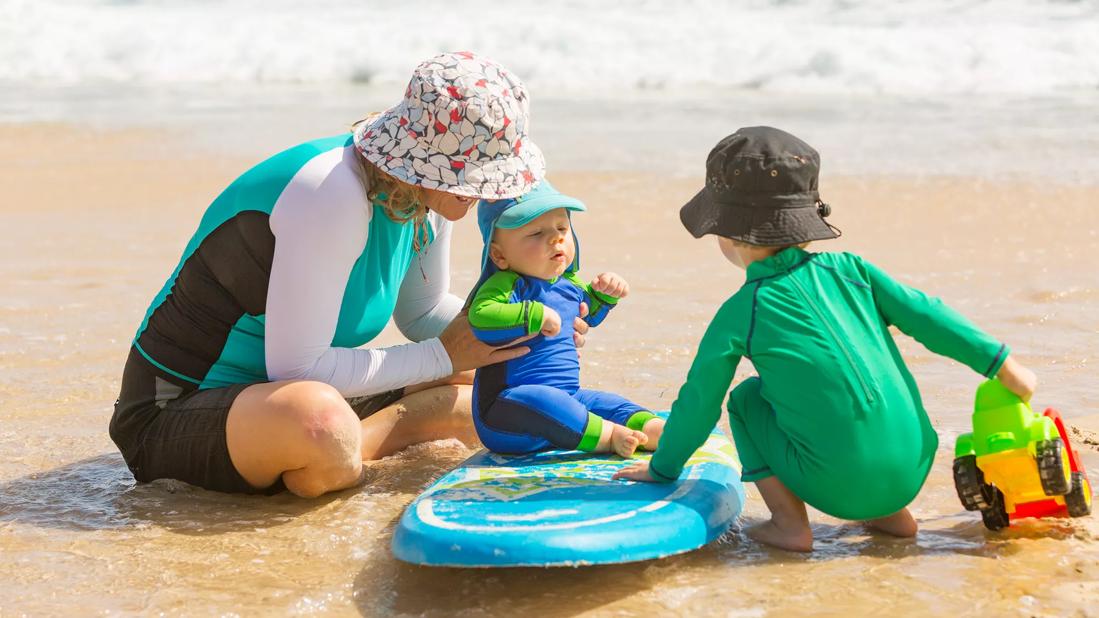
[612,460,656,483]
[997,356,1038,402]
[592,272,629,299]
[540,306,562,337]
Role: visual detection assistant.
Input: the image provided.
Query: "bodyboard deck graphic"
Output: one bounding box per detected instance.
[393,421,744,567]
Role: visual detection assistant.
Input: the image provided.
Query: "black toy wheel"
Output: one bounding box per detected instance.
[1065,471,1093,518]
[980,486,1011,531]
[953,455,989,511]
[1037,439,1071,495]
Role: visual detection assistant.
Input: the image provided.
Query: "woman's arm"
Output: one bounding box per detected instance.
[264,151,453,397]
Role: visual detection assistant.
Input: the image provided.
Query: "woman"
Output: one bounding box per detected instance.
[110,52,585,498]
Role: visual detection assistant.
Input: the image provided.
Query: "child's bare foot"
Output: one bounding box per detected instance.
[751,476,813,552]
[638,418,665,451]
[864,508,918,537]
[605,423,647,458]
[746,519,813,552]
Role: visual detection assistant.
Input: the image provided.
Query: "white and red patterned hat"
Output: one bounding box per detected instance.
[353,51,545,200]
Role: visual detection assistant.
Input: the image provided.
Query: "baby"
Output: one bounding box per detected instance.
[468,181,665,457]
[615,127,1036,552]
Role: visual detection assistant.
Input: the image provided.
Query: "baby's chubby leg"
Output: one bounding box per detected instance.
[480,384,643,455]
[637,417,665,451]
[572,388,654,456]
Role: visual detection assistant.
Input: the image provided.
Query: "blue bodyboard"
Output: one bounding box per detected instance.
[392,420,744,567]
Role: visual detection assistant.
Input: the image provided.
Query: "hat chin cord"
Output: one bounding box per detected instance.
[816,200,842,239]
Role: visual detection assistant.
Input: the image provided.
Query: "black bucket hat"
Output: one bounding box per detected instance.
[680,126,840,246]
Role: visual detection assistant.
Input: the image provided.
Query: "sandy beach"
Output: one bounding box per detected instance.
[1,120,1097,616]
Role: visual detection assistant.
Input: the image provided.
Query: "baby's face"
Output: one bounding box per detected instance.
[489,208,575,280]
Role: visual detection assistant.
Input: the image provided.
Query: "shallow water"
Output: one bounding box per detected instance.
[2,110,1098,616]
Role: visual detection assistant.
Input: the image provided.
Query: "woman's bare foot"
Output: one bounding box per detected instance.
[864,508,918,537]
[599,422,647,457]
[637,418,665,451]
[746,519,814,552]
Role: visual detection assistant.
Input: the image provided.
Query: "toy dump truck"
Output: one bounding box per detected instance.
[953,379,1091,530]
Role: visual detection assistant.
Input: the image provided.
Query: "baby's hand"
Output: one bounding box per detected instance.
[540,306,562,337]
[592,272,629,299]
[612,460,656,483]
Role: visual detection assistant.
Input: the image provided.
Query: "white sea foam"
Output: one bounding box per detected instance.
[2,0,1098,96]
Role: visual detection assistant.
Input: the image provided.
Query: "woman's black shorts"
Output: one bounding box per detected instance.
[109,347,404,494]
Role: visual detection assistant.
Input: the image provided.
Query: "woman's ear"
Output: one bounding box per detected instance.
[488,243,508,270]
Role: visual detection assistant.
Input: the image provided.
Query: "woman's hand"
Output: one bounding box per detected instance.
[439,311,533,373]
[591,272,629,299]
[612,460,656,482]
[997,356,1038,402]
[573,303,589,353]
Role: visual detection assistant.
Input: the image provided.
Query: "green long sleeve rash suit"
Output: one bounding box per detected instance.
[649,247,1008,520]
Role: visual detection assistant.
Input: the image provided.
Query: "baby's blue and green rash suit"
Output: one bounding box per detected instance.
[469,271,655,453]
[649,247,1009,520]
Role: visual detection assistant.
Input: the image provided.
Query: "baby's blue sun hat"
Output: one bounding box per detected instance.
[470,180,586,298]
[477,180,585,239]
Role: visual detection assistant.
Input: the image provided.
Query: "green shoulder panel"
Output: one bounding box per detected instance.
[469,270,544,334]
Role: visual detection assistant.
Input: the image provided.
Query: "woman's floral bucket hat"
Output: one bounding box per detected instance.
[353,51,545,199]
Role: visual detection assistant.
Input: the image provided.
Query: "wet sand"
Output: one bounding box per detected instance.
[2,124,1098,616]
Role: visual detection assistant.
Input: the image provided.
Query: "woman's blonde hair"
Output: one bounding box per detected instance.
[351,117,431,253]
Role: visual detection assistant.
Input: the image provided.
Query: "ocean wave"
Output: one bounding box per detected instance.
[2,0,1098,96]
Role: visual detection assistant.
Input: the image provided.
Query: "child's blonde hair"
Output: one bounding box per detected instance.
[728,238,811,251]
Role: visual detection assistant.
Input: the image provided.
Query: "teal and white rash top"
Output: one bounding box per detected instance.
[132,134,461,396]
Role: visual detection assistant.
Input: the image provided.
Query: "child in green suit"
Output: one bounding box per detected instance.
[614,127,1037,552]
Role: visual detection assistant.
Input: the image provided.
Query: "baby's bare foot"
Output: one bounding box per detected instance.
[609,424,646,458]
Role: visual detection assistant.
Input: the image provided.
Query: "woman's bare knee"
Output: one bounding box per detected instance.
[227,381,362,495]
[278,383,363,497]
[278,382,361,453]
[282,459,363,498]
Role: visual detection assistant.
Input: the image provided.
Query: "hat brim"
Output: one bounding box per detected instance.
[496,193,586,229]
[354,105,545,200]
[680,186,839,246]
